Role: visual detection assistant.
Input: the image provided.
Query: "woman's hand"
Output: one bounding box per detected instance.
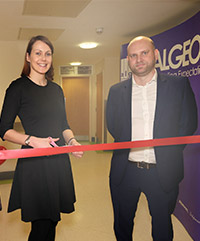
[62,129,83,158]
[69,139,83,158]
[28,136,59,148]
[3,130,60,149]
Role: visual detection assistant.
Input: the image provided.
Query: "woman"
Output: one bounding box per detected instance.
[0,35,83,241]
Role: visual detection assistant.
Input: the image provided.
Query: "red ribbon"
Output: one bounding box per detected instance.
[0,146,7,164]
[0,135,200,161]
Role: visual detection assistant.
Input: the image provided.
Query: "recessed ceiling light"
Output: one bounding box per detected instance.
[79,42,98,49]
[70,62,82,66]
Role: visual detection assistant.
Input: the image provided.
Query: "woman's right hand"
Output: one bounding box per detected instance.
[3,130,59,148]
[28,136,59,148]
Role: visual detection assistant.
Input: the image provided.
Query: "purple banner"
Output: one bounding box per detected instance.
[120,11,200,240]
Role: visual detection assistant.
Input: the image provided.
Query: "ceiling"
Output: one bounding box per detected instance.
[0,0,199,66]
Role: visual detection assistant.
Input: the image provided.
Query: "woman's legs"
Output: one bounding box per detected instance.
[28,219,58,241]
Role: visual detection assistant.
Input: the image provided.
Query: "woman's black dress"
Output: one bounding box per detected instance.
[0,76,76,222]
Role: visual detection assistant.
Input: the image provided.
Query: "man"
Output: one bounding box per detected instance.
[106,36,197,241]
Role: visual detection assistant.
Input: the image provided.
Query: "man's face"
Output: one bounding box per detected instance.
[127,39,158,77]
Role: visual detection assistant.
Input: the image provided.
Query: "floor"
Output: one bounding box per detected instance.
[0,150,193,241]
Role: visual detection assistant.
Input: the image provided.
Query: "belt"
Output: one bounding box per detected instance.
[131,161,156,169]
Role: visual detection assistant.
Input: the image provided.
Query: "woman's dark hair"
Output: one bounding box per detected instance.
[21,35,54,81]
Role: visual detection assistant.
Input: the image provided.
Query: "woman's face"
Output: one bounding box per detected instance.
[26,40,52,77]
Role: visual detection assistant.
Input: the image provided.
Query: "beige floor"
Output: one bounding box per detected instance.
[0,150,193,241]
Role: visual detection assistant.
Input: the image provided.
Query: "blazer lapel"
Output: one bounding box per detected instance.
[121,78,132,139]
[122,78,132,121]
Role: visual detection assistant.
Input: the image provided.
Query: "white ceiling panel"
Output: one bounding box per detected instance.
[18,28,65,41]
[23,0,92,17]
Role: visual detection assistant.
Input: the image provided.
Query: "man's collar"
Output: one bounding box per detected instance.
[132,69,157,86]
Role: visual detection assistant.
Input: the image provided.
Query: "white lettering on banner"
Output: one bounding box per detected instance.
[179,200,200,225]
[156,34,200,71]
[120,34,200,80]
[167,65,200,77]
[190,212,200,224]
[121,58,131,81]
[179,200,189,212]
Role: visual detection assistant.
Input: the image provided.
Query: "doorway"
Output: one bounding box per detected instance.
[62,77,89,140]
[96,72,103,143]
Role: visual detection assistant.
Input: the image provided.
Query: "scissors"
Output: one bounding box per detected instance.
[49,137,58,147]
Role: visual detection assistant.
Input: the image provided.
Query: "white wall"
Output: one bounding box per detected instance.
[0,41,26,106]
[104,57,120,143]
[0,41,26,172]
[93,57,120,143]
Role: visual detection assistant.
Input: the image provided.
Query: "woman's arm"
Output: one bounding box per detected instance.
[3,129,59,148]
[62,129,83,158]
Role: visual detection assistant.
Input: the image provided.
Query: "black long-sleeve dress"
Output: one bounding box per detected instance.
[0,76,76,222]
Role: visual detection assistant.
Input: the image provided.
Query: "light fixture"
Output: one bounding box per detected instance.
[79,42,98,49]
[70,62,82,66]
